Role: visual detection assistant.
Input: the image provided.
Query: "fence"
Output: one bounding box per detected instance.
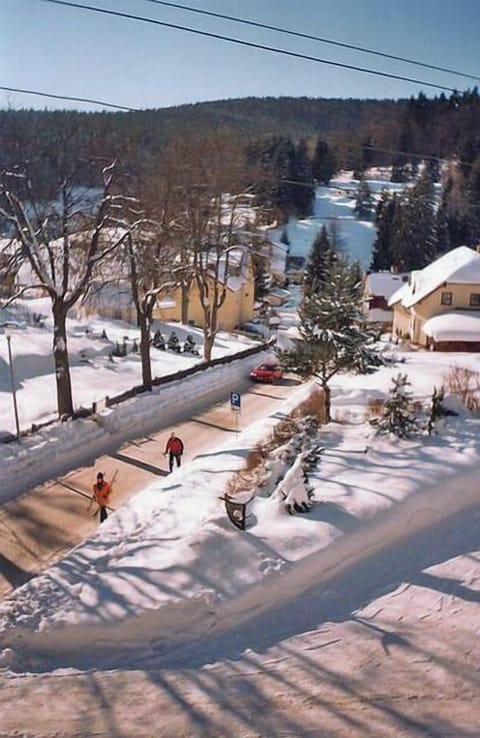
[5,338,275,443]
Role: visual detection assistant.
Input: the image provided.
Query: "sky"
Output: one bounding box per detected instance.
[1,0,480,111]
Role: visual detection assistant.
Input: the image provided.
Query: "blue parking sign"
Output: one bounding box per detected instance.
[230,391,241,411]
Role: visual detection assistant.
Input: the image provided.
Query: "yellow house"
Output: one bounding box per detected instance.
[153,248,255,332]
[389,246,480,350]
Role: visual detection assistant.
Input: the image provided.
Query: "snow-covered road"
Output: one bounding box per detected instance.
[0,503,478,737]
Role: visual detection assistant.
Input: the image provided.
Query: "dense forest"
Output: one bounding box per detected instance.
[1,90,479,179]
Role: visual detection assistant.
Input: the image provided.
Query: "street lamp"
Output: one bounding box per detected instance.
[3,324,20,439]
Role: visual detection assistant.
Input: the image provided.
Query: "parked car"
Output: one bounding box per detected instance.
[250,362,283,383]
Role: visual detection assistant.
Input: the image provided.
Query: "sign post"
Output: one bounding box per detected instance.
[230,391,241,432]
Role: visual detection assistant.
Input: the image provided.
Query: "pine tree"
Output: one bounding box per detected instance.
[278,256,382,421]
[289,139,315,217]
[312,138,337,185]
[370,373,419,438]
[370,192,399,271]
[438,167,480,250]
[391,173,438,270]
[354,178,374,220]
[303,225,335,293]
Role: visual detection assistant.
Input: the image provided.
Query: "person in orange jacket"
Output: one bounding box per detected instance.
[92,472,112,523]
[164,431,184,473]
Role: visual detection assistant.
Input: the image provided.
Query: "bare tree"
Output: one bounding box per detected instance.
[0,160,128,418]
[176,134,257,360]
[123,224,175,387]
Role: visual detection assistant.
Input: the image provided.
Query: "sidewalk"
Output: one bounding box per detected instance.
[0,379,479,670]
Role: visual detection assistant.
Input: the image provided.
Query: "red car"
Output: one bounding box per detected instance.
[250,362,283,383]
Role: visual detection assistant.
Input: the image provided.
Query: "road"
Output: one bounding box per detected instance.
[0,499,478,737]
[0,378,300,598]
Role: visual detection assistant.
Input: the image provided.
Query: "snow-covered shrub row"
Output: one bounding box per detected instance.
[227,391,323,514]
[0,351,270,502]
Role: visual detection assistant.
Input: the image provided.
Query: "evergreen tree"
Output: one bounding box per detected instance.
[370,192,399,271]
[438,169,480,250]
[354,178,374,220]
[328,218,345,254]
[303,225,335,293]
[289,139,315,217]
[370,373,419,439]
[278,256,382,421]
[353,136,374,179]
[312,138,337,185]
[391,173,438,270]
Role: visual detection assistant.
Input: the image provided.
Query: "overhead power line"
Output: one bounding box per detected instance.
[41,0,461,94]
[140,0,480,83]
[0,85,138,111]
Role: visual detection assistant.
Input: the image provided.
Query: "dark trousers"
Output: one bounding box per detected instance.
[99,506,108,523]
[169,453,182,472]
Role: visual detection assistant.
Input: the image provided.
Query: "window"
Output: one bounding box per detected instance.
[441,291,452,306]
[470,293,480,307]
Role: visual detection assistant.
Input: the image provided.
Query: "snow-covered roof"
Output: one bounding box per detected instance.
[389,246,480,309]
[365,272,409,299]
[423,310,480,342]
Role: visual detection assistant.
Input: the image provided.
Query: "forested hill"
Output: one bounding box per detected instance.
[0,96,404,148]
[1,91,479,178]
[151,96,405,138]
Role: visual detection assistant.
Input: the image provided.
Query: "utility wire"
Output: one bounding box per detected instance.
[0,85,138,111]
[140,0,480,83]
[40,0,461,94]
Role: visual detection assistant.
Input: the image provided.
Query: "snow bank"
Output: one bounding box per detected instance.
[1,376,479,669]
[1,349,269,502]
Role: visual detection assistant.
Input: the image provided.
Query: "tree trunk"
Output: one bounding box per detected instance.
[52,301,74,418]
[181,282,190,325]
[139,314,153,388]
[203,331,214,362]
[323,382,331,423]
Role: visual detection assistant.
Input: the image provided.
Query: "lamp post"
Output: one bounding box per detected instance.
[4,325,20,439]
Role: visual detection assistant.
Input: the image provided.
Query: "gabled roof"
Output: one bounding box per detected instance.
[388,246,480,308]
[364,271,409,299]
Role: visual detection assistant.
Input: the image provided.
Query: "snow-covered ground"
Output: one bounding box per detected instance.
[1,171,479,736]
[0,343,479,676]
[270,173,441,271]
[0,297,258,435]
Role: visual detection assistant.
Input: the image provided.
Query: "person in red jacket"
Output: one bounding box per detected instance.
[92,472,112,523]
[164,431,184,472]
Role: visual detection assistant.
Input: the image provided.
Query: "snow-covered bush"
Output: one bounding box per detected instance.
[272,452,314,515]
[370,373,420,439]
[225,385,324,515]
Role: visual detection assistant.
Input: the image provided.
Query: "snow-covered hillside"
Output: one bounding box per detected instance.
[270,174,432,270]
